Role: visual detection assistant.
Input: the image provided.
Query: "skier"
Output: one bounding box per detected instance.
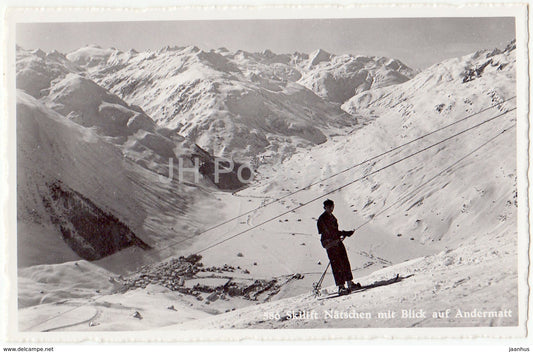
[317,199,361,295]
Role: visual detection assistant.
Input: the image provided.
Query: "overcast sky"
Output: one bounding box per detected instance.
[17,17,515,69]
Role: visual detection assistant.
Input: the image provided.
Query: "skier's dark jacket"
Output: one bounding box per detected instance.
[317,211,353,249]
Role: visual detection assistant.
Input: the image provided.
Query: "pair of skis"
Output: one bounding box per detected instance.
[311,232,402,299]
[313,273,401,300]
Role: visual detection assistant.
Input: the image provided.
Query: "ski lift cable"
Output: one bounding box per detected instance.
[246,124,516,284]
[194,108,516,255]
[353,123,516,233]
[200,97,516,234]
[311,124,515,293]
[26,297,100,331]
[28,108,516,331]
[160,106,515,247]
[156,97,516,251]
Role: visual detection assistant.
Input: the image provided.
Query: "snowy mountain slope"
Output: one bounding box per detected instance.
[16,45,259,269]
[342,40,516,117]
[17,91,145,266]
[18,260,121,309]
[254,40,517,248]
[16,47,82,98]
[299,49,416,103]
[17,44,417,162]
[66,44,129,69]
[187,102,516,298]
[16,89,241,270]
[16,41,518,332]
[171,221,517,329]
[20,207,516,330]
[23,60,249,189]
[64,45,415,161]
[82,46,356,160]
[43,73,155,136]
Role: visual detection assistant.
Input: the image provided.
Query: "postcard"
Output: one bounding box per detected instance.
[1,2,529,343]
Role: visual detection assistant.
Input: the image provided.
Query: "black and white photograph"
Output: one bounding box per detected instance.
[1,3,529,343]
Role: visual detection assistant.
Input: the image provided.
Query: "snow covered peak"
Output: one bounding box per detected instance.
[504,39,516,52]
[308,48,332,67]
[81,46,357,160]
[31,48,46,59]
[343,40,516,117]
[181,45,201,55]
[66,45,120,68]
[156,45,186,54]
[46,50,67,60]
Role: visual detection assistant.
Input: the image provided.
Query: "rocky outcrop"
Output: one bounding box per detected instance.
[41,180,151,261]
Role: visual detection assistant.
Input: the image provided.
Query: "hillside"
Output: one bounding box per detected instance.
[15,67,247,269]
[16,41,518,332]
[172,223,518,329]
[256,39,517,248]
[299,48,415,103]
[78,46,414,160]
[172,40,518,330]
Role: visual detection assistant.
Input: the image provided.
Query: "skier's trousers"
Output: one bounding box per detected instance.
[326,241,353,286]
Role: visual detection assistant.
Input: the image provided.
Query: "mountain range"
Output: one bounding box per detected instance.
[15,40,518,331]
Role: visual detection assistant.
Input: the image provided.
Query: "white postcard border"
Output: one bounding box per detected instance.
[1,1,530,342]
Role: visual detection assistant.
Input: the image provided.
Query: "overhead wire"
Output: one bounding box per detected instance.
[193,107,516,255]
[311,123,516,292]
[154,97,516,252]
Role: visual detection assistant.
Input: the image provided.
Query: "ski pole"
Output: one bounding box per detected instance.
[313,261,331,296]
